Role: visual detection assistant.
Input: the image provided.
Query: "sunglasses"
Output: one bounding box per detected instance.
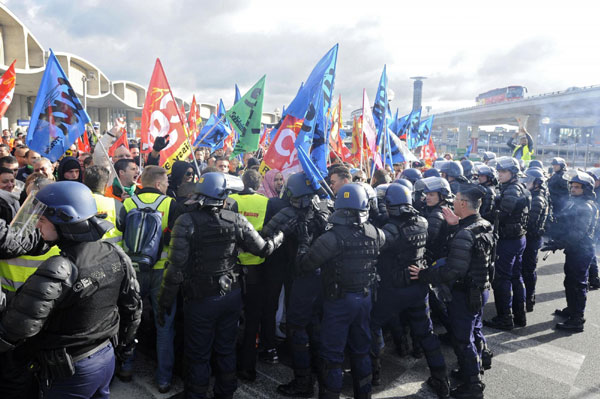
[185,171,194,177]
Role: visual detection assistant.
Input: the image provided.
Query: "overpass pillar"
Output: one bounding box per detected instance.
[441,126,448,153]
[98,108,110,133]
[526,116,542,150]
[471,125,479,155]
[457,123,469,155]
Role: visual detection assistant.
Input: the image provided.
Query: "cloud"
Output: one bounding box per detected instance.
[4,0,600,118]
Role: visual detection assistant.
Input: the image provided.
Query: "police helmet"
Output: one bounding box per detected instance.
[565,169,595,192]
[461,160,474,177]
[375,183,390,201]
[195,172,244,206]
[440,161,464,178]
[385,183,412,207]
[357,182,377,210]
[400,168,422,184]
[551,157,566,168]
[495,156,520,175]
[335,183,369,211]
[419,176,452,197]
[520,167,546,187]
[487,159,498,168]
[285,172,318,208]
[36,181,112,242]
[529,160,544,170]
[587,167,600,182]
[475,164,498,184]
[393,178,414,192]
[423,168,441,178]
[483,151,496,162]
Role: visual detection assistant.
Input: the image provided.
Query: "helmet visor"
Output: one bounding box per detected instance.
[8,191,47,239]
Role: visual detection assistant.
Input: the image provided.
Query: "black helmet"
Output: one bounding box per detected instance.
[385,183,413,216]
[551,157,566,168]
[393,178,413,192]
[483,151,496,162]
[420,176,452,197]
[335,183,369,211]
[521,167,546,187]
[423,168,440,178]
[529,160,544,169]
[587,167,600,182]
[565,170,594,193]
[285,172,318,209]
[475,164,498,185]
[440,161,464,178]
[461,160,474,177]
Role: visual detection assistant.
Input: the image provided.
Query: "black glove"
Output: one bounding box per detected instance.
[541,240,558,252]
[153,135,170,152]
[115,339,137,363]
[296,220,312,247]
[280,216,299,237]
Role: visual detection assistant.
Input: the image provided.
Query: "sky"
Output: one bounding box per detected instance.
[4,0,600,119]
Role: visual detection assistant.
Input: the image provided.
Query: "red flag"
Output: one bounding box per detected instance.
[77,130,91,153]
[140,59,189,167]
[188,95,201,143]
[0,60,16,119]
[420,137,438,167]
[260,115,303,176]
[108,130,129,157]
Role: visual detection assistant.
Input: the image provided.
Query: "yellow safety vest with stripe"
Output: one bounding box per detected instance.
[0,246,61,292]
[123,192,172,270]
[93,193,123,246]
[229,193,269,265]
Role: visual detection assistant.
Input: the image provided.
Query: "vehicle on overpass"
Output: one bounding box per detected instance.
[476,86,528,105]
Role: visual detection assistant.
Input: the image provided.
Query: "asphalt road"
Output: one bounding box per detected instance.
[111,250,600,399]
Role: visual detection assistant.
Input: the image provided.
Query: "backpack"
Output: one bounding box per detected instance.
[123,194,167,272]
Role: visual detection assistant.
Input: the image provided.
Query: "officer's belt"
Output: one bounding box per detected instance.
[69,339,111,363]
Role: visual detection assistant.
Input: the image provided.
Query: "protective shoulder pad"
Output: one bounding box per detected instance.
[35,255,75,282]
[219,209,238,223]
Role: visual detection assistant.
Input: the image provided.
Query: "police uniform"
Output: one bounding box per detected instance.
[298,183,385,399]
[417,213,494,399]
[158,172,283,399]
[370,183,450,398]
[0,181,142,399]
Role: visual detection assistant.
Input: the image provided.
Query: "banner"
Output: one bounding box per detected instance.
[76,129,91,153]
[421,137,437,166]
[390,132,418,163]
[188,95,201,143]
[108,117,129,156]
[409,115,434,149]
[260,115,302,177]
[27,50,91,162]
[194,113,231,149]
[140,59,191,171]
[361,89,381,169]
[227,75,266,156]
[406,108,422,149]
[0,60,16,119]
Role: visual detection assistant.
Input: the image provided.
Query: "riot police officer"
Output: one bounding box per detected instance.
[585,168,600,290]
[157,173,284,399]
[547,158,569,217]
[484,157,530,331]
[262,172,330,398]
[371,183,450,398]
[420,177,454,265]
[0,181,142,399]
[440,161,469,194]
[521,168,549,312]
[543,171,599,332]
[482,152,496,165]
[410,184,494,399]
[296,183,386,399]
[474,164,498,223]
[461,160,475,181]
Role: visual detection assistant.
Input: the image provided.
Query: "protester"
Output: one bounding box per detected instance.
[105,158,140,201]
[57,156,83,182]
[16,149,40,182]
[258,169,284,198]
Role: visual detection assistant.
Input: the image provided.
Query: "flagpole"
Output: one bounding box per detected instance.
[88,123,125,189]
[192,114,227,150]
[329,144,344,165]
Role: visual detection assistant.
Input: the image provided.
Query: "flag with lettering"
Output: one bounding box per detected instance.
[420,137,438,167]
[0,60,16,119]
[194,113,231,149]
[226,75,266,156]
[410,115,433,149]
[26,50,91,162]
[406,109,423,149]
[390,132,418,163]
[260,115,303,177]
[140,58,190,171]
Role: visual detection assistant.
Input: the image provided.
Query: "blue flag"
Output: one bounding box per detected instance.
[465,141,473,157]
[234,84,241,104]
[296,145,325,193]
[411,116,434,149]
[373,66,393,167]
[295,88,328,176]
[194,113,231,149]
[217,99,226,119]
[389,132,418,163]
[406,109,423,149]
[26,50,91,162]
[389,108,399,133]
[284,44,338,120]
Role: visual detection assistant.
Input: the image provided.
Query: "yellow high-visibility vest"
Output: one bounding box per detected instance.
[123,192,172,270]
[0,246,61,292]
[229,193,269,265]
[513,145,533,162]
[93,193,123,246]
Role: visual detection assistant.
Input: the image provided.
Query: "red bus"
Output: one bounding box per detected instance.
[475,86,527,105]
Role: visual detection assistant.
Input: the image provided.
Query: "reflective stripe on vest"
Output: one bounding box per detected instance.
[0,246,61,292]
[123,192,172,270]
[229,193,269,265]
[93,193,123,246]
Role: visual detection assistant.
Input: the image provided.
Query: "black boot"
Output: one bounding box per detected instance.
[556,317,585,333]
[450,368,464,381]
[554,307,571,318]
[526,296,535,312]
[371,356,381,387]
[513,309,527,328]
[393,330,411,357]
[450,375,485,399]
[277,370,314,398]
[589,275,600,290]
[481,348,493,371]
[427,369,450,399]
[483,314,514,331]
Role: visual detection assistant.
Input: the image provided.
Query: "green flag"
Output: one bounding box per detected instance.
[226,75,266,156]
